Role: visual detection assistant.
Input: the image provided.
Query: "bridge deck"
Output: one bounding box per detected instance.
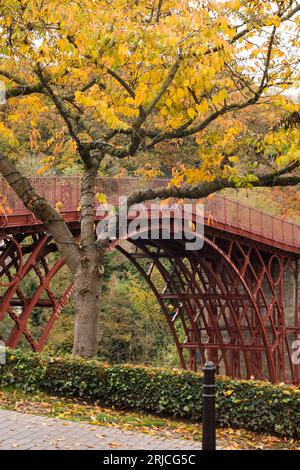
[0,177,299,254]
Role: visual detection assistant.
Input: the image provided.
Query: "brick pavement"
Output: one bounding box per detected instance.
[0,409,201,450]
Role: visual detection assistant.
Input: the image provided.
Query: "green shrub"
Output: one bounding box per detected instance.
[0,349,299,437]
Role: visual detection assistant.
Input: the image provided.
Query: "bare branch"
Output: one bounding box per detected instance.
[156,0,163,23]
[256,26,277,97]
[226,1,300,51]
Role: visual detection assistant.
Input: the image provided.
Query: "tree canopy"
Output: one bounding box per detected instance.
[0,0,299,185]
[0,0,300,357]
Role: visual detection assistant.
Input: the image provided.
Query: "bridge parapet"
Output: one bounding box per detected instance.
[0,176,299,253]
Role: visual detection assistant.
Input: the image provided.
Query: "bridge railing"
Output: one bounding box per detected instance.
[0,177,167,212]
[204,194,300,247]
[0,176,299,249]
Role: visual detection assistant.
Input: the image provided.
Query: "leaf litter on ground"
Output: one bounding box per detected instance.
[0,387,299,450]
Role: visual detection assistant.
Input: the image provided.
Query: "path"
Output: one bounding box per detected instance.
[0,409,201,450]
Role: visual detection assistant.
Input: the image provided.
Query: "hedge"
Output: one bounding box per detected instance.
[0,349,299,438]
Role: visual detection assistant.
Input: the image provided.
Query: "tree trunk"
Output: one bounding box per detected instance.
[72,263,104,357]
[1,148,106,358]
[72,156,104,357]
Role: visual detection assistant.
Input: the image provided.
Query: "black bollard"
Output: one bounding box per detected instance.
[202,361,216,450]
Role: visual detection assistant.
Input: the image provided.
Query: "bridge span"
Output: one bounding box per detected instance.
[0,177,299,384]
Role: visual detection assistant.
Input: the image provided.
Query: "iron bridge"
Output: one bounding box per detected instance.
[0,177,299,384]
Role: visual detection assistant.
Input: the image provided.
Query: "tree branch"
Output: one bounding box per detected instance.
[144,58,181,118]
[143,93,262,147]
[225,1,300,51]
[34,66,88,161]
[125,57,181,156]
[143,25,279,148]
[106,68,136,100]
[126,163,300,206]
[0,152,80,274]
[256,26,277,97]
[0,69,28,86]
[4,82,44,99]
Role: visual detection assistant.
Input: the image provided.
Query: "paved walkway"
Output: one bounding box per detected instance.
[0,410,201,450]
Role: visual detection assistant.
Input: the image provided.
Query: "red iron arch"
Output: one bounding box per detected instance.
[115,234,277,382]
[0,234,72,351]
[0,212,298,384]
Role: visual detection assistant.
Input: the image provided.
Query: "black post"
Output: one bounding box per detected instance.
[202,361,216,450]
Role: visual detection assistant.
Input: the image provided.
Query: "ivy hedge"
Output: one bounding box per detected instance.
[0,349,299,437]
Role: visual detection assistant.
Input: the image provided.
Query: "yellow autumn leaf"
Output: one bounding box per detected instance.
[96,192,107,204]
[196,100,209,114]
[55,201,63,210]
[187,108,196,119]
[135,84,148,106]
[218,89,228,102]
[228,156,239,163]
[177,88,184,99]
